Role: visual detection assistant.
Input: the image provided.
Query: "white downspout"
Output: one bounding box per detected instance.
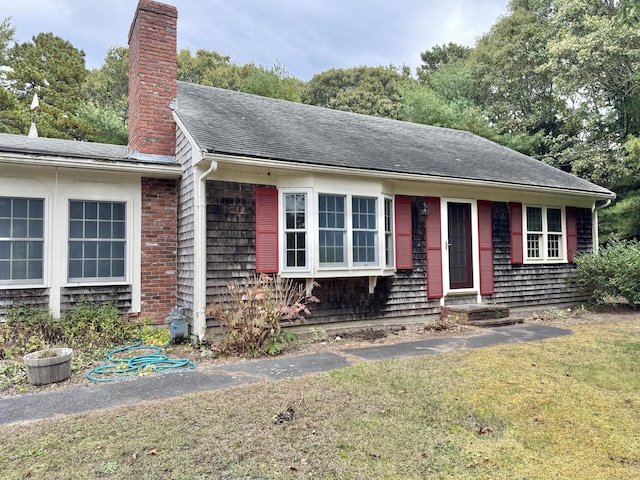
[592,199,612,253]
[193,157,217,341]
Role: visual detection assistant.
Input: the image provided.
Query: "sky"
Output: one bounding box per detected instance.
[2,0,511,81]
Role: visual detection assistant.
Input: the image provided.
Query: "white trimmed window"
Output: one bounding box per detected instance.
[384,197,394,268]
[279,189,393,276]
[0,197,44,283]
[352,196,377,266]
[318,194,347,266]
[68,200,126,281]
[283,192,308,270]
[525,206,564,261]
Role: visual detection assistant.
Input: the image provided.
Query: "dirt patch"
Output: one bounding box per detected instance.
[2,306,638,398]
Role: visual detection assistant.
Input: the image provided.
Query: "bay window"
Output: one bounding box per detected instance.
[279,189,393,275]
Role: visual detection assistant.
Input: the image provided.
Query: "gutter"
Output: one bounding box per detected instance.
[205,152,615,201]
[192,157,217,341]
[0,153,182,178]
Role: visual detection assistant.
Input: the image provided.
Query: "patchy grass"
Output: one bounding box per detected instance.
[0,318,639,479]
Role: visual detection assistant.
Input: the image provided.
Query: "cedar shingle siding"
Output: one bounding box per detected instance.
[490,202,592,307]
[0,289,49,317]
[60,285,132,314]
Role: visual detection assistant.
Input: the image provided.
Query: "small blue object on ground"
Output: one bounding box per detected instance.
[86,341,197,382]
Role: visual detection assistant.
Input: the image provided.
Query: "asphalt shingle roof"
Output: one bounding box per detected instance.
[175,81,613,198]
[0,133,129,161]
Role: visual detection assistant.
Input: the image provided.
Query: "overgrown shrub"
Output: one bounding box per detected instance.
[574,237,640,306]
[0,299,139,360]
[207,274,319,355]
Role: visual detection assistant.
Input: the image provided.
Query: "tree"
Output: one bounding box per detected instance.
[470,1,565,158]
[416,42,471,84]
[177,49,304,101]
[302,66,416,119]
[544,0,640,186]
[0,17,15,65]
[5,32,90,139]
[83,46,128,120]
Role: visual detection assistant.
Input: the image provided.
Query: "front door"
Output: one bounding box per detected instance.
[447,202,473,289]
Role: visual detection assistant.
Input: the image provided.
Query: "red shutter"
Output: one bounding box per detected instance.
[394,197,413,269]
[566,207,578,263]
[255,187,278,273]
[510,202,524,265]
[477,200,494,295]
[425,196,443,299]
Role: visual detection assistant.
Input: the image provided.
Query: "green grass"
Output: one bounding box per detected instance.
[1,318,639,479]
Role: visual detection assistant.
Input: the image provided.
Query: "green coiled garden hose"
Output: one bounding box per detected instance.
[86,341,197,382]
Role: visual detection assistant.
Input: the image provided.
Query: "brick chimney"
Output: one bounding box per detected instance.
[128,0,177,161]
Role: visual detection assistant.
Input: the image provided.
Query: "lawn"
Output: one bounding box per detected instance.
[1,316,639,479]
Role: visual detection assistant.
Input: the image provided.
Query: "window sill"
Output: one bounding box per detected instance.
[0,282,47,290]
[281,267,395,279]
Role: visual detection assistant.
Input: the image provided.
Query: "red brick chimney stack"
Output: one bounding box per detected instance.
[128,0,178,160]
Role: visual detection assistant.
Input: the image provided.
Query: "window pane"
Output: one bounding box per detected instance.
[112,242,125,259]
[98,241,111,258]
[548,234,560,258]
[526,207,542,232]
[113,203,125,221]
[84,241,97,259]
[84,260,97,278]
[99,202,112,220]
[13,260,27,279]
[69,201,83,219]
[29,241,43,259]
[69,259,82,278]
[69,220,83,238]
[547,208,562,232]
[0,242,9,259]
[0,261,9,280]
[0,198,10,217]
[29,199,43,219]
[69,241,83,259]
[28,260,42,279]
[527,233,541,258]
[98,259,111,277]
[99,221,112,239]
[12,219,27,237]
[85,202,97,219]
[112,260,125,277]
[0,219,9,237]
[13,199,27,217]
[13,241,27,259]
[113,221,125,239]
[29,219,43,238]
[85,221,97,239]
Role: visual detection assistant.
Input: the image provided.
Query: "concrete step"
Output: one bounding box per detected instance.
[440,304,510,324]
[465,316,525,327]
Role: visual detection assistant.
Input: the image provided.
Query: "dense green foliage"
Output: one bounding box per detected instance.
[574,238,640,306]
[0,300,139,361]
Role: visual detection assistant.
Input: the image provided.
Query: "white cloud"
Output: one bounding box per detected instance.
[3,0,510,79]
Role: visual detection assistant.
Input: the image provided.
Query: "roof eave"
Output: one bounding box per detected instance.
[205,152,616,201]
[0,152,183,178]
